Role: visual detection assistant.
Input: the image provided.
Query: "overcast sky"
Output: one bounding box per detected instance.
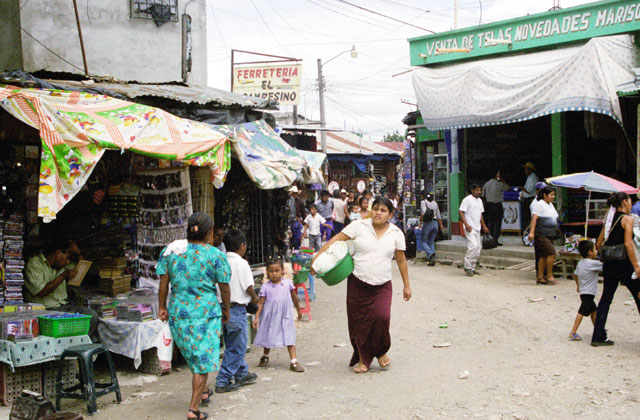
[206,0,591,141]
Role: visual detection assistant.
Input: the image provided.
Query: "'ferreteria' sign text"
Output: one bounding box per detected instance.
[409,0,640,66]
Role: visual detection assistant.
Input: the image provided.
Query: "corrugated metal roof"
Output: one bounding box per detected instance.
[47,79,273,108]
[321,131,401,155]
[375,142,404,152]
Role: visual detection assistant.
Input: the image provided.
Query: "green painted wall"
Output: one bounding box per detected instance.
[551,113,568,212]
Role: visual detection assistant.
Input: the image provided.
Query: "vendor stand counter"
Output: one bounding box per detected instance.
[0,311,90,405]
[98,318,171,375]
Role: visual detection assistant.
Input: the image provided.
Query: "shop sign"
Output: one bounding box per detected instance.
[409,0,640,66]
[232,63,302,105]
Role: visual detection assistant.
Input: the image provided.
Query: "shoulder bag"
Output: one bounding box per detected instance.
[600,215,627,262]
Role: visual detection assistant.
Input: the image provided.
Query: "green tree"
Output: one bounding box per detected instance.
[382,130,403,142]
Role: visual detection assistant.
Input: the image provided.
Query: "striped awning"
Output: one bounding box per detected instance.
[0,85,232,222]
[412,35,639,131]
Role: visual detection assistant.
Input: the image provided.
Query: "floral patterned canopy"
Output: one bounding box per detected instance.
[0,85,232,222]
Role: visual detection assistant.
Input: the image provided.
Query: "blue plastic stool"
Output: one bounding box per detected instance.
[296,275,315,302]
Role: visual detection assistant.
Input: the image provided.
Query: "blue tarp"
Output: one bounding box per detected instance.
[327,154,400,172]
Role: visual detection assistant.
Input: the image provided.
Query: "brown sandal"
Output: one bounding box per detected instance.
[258,355,269,367]
[290,361,305,372]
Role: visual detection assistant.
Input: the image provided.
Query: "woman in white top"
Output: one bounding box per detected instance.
[528,186,559,285]
[312,197,411,373]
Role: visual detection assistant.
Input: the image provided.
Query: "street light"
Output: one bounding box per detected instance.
[317,45,358,154]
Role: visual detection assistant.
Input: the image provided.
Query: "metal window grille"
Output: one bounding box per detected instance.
[130,0,178,24]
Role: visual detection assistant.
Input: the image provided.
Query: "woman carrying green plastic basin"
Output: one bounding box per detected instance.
[312,197,412,374]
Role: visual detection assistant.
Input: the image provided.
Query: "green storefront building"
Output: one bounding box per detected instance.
[407,0,640,238]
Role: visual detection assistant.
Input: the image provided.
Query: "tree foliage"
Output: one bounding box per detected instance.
[381,130,403,142]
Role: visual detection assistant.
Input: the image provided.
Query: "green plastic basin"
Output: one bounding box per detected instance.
[316,253,354,286]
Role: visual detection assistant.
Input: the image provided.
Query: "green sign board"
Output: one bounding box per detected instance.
[409,0,640,66]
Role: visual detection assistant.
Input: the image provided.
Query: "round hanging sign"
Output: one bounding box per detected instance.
[357,180,366,193]
[328,181,339,194]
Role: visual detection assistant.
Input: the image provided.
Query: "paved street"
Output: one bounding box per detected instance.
[66,260,640,419]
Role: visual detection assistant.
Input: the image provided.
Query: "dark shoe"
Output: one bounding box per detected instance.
[497,243,503,246]
[464,269,474,277]
[188,409,209,420]
[591,340,615,347]
[236,372,258,386]
[290,361,305,372]
[428,255,436,266]
[215,382,240,393]
[473,270,481,275]
[258,355,269,367]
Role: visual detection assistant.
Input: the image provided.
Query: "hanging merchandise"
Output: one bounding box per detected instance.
[136,168,193,289]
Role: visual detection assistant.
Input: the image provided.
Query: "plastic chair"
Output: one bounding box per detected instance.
[56,344,121,415]
[294,282,311,322]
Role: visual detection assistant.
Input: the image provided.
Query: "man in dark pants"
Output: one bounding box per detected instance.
[520,161,539,231]
[483,171,509,245]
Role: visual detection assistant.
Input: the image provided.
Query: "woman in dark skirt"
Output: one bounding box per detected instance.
[528,186,559,285]
[313,197,412,373]
[591,192,640,346]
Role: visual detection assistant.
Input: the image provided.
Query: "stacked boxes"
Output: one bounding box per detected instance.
[3,215,26,303]
[116,303,154,322]
[98,257,132,296]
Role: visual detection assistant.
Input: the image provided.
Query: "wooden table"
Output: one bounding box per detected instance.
[557,251,581,279]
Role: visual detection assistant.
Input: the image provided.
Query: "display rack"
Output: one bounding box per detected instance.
[433,154,450,238]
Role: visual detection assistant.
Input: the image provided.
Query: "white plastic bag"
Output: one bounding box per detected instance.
[155,322,174,362]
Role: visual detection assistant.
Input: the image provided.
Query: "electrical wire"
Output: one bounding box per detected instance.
[20,27,88,74]
[333,0,435,33]
[0,0,29,31]
[207,1,230,57]
[479,0,483,25]
[249,0,295,56]
[307,0,399,31]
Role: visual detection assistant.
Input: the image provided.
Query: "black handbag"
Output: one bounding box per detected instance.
[601,216,627,262]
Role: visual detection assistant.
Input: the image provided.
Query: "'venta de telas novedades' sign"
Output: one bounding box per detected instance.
[409,0,640,65]
[232,64,302,105]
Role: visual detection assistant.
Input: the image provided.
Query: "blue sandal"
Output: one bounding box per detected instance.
[568,333,582,341]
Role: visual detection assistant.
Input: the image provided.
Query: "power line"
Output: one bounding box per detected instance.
[0,0,29,31]
[20,27,88,74]
[307,0,398,31]
[333,0,435,33]
[207,1,230,58]
[248,0,294,56]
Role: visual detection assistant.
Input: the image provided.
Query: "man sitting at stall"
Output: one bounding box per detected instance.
[24,239,99,340]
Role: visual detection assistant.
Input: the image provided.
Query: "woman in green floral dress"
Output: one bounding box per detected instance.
[158,213,231,420]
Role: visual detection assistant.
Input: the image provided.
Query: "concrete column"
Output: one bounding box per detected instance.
[551,113,568,212]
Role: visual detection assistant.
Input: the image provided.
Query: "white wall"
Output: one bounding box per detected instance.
[14,0,207,85]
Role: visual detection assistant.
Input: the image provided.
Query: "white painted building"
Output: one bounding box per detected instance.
[0,0,207,85]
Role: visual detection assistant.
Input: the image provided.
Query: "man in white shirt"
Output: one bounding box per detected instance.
[333,189,349,234]
[216,229,259,393]
[459,184,489,276]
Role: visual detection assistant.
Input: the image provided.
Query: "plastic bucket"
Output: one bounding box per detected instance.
[316,253,354,286]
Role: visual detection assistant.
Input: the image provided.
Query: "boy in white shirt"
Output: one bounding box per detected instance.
[458,184,489,277]
[569,240,602,341]
[304,204,332,251]
[216,229,259,393]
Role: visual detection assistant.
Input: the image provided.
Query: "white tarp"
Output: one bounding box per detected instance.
[412,35,639,131]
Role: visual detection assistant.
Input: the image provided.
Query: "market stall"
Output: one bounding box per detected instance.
[0,81,324,402]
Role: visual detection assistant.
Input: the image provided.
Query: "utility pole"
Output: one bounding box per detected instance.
[317,58,327,154]
[454,0,459,29]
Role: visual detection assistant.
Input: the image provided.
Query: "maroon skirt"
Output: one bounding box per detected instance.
[346,274,392,368]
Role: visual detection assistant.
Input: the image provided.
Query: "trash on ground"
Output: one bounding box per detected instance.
[528,298,544,303]
[458,370,469,379]
[333,342,346,347]
[433,342,451,348]
[439,322,449,328]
